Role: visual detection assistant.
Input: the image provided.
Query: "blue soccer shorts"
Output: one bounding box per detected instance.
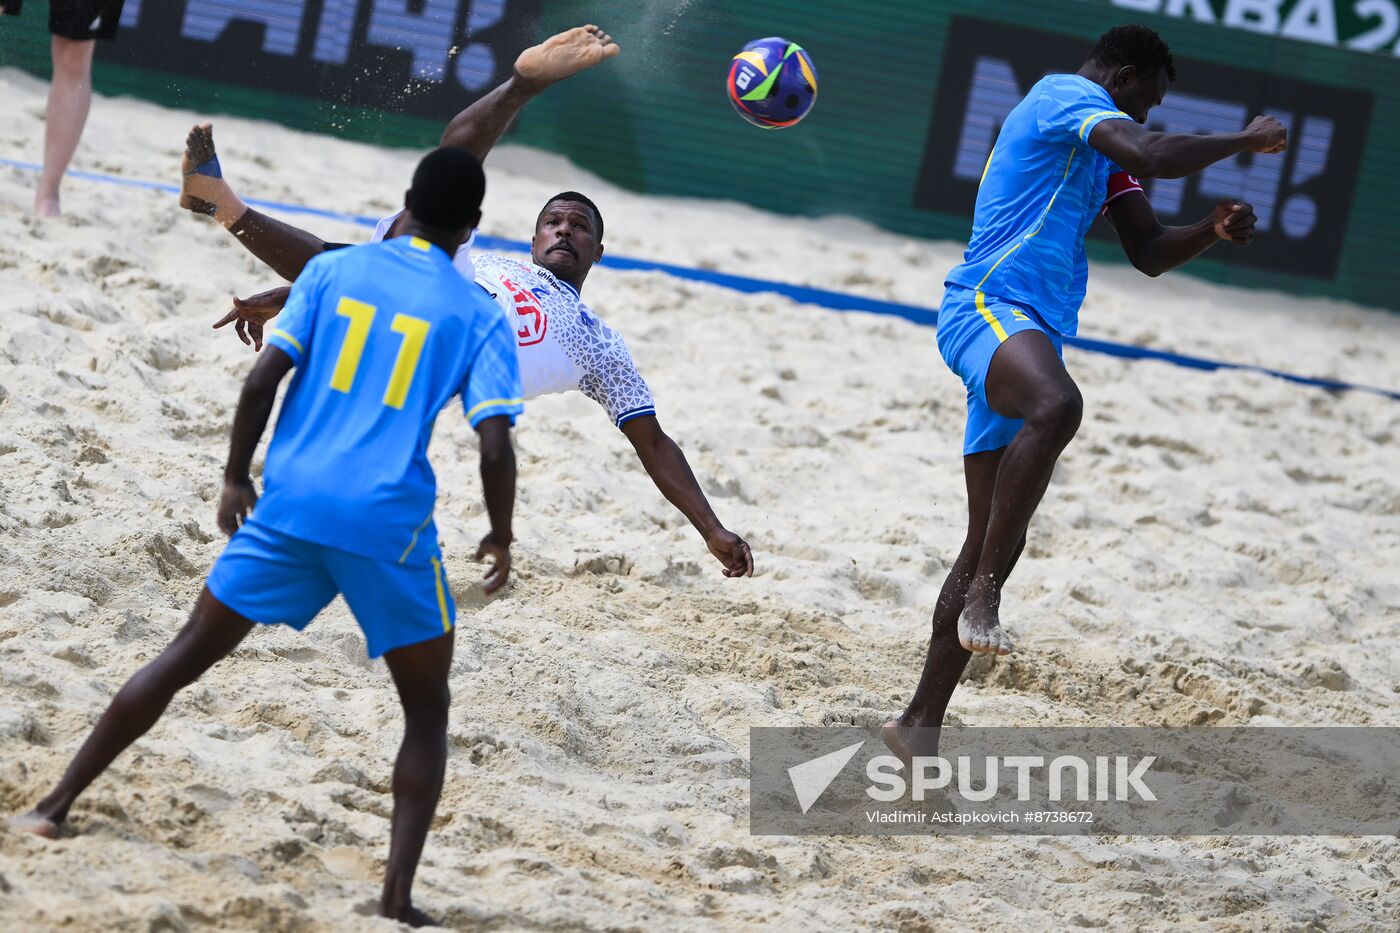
[936,284,1065,456]
[206,521,455,658]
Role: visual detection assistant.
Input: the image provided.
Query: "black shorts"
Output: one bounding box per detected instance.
[49,0,125,41]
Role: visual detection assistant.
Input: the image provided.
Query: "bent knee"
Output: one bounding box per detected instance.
[1027,386,1083,440]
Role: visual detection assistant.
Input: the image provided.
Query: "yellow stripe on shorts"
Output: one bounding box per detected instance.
[975,290,1010,343]
[430,556,451,633]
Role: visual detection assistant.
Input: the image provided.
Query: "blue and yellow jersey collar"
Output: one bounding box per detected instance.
[392,234,454,262]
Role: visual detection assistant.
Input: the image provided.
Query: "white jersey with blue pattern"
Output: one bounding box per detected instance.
[371,214,656,429]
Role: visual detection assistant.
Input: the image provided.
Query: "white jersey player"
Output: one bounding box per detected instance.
[181,25,753,578]
[367,214,655,429]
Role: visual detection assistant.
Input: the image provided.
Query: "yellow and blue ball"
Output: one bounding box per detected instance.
[727,37,819,129]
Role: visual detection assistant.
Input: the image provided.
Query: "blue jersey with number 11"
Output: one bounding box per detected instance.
[257,236,523,564]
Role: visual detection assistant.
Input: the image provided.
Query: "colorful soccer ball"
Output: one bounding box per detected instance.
[727,38,819,129]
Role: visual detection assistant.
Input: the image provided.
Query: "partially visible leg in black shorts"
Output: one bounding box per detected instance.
[35,1,126,216]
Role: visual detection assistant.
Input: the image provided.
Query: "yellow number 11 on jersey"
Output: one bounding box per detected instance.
[329,297,431,410]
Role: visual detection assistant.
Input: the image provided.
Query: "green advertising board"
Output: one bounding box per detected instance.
[2,0,1397,310]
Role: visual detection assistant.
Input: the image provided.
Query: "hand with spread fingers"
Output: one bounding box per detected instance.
[213,286,291,351]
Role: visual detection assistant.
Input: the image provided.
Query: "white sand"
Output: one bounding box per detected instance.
[1,68,1398,930]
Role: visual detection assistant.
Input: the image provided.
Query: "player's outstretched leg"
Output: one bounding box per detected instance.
[9,588,254,837]
[513,24,619,91]
[180,123,247,226]
[178,123,332,282]
[959,331,1082,655]
[378,631,455,928]
[884,450,1025,762]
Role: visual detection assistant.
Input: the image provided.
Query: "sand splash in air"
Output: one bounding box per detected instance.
[1,69,1398,929]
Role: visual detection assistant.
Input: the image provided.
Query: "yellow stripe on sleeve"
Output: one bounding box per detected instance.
[1078,109,1129,140]
[267,328,303,354]
[465,397,523,420]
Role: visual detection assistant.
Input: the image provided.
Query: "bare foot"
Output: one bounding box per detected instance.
[957,582,1013,655]
[513,24,619,92]
[882,719,942,770]
[180,123,245,226]
[9,810,60,839]
[380,904,438,928]
[880,721,958,813]
[34,194,60,218]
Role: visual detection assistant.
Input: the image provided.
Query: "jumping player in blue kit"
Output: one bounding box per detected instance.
[887,26,1288,756]
[11,148,518,927]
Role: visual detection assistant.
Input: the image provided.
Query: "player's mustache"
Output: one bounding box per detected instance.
[547,240,577,257]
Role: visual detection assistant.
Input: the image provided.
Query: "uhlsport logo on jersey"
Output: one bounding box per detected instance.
[749,727,1400,836]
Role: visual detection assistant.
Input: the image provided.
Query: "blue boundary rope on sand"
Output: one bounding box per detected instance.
[4,156,1397,402]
